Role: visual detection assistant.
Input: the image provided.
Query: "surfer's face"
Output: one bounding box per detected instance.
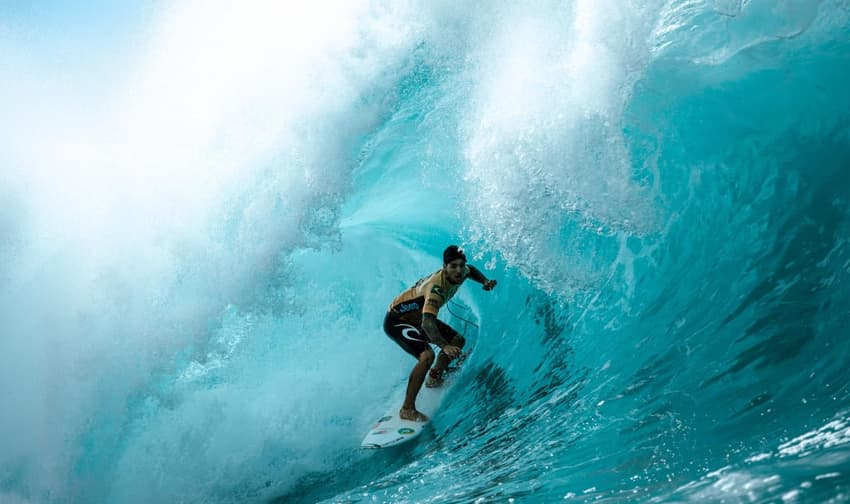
[444,259,466,284]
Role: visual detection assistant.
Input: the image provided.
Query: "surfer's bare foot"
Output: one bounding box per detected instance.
[425,375,443,388]
[399,407,429,422]
[426,368,444,388]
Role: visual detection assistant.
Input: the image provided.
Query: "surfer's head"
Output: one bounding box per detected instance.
[443,245,466,265]
[443,245,467,284]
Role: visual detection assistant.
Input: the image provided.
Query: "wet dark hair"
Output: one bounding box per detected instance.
[443,245,467,265]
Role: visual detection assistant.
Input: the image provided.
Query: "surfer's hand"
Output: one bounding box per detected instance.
[483,279,497,291]
[443,345,461,358]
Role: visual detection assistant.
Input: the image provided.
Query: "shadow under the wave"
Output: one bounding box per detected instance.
[267,434,429,504]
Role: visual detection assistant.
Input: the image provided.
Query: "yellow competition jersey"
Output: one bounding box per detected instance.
[388,266,469,324]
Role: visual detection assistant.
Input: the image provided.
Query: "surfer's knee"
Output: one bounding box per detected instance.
[419,348,435,366]
[452,335,466,349]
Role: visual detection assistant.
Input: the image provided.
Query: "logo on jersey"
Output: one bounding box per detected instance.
[397,301,419,313]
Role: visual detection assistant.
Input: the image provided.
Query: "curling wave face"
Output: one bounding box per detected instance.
[1,1,850,503]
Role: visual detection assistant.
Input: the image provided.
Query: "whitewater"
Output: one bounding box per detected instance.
[2,0,850,502]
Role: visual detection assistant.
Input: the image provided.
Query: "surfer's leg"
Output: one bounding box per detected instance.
[401,348,434,422]
[428,323,465,387]
[383,314,435,421]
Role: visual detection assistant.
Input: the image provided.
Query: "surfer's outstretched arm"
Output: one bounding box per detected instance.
[467,265,497,291]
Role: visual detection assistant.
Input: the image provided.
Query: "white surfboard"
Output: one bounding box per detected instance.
[361,356,467,449]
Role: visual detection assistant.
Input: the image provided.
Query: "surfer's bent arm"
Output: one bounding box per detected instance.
[422,313,449,348]
[467,265,488,284]
[467,265,497,291]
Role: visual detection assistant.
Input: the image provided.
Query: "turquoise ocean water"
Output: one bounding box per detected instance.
[2,1,850,502]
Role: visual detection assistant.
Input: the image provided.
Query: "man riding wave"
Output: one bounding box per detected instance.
[383,245,497,422]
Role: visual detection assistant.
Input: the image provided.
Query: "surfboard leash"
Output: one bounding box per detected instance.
[446,299,479,337]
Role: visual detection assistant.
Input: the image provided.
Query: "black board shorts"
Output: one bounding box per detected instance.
[383,311,459,358]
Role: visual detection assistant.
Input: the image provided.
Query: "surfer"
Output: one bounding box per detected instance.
[384,245,497,422]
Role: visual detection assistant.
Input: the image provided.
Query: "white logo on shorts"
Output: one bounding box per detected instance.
[395,324,422,342]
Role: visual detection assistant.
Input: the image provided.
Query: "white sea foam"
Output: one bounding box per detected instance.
[0,1,437,501]
[460,0,661,299]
